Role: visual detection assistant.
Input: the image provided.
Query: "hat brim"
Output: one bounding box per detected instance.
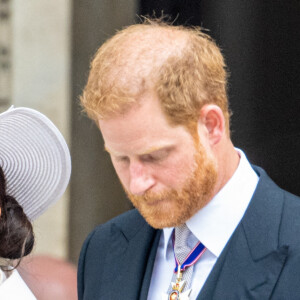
[0,106,71,220]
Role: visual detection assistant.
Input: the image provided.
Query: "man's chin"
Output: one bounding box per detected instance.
[137,203,187,229]
[143,217,181,229]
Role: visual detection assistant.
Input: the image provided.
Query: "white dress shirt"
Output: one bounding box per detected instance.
[0,269,36,300]
[147,149,259,300]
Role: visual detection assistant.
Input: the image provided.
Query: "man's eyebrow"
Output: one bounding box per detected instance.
[104,146,127,156]
[139,146,172,156]
[104,145,113,154]
[104,145,171,156]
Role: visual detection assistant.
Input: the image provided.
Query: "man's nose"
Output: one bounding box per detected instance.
[129,161,155,195]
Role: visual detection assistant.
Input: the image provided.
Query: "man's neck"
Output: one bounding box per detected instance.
[213,140,240,196]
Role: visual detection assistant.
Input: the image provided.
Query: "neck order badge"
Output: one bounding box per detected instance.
[167,264,191,300]
[162,233,206,300]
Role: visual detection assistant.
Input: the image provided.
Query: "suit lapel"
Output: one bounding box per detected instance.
[140,230,162,299]
[198,167,288,299]
[100,211,158,300]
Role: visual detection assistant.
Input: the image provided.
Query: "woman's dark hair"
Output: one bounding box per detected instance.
[0,166,34,261]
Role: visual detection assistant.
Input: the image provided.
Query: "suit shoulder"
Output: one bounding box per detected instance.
[78,209,151,271]
[93,208,145,234]
[82,209,147,249]
[283,189,300,206]
[281,190,300,226]
[272,188,300,251]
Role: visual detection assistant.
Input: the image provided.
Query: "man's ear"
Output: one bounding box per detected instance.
[198,104,225,146]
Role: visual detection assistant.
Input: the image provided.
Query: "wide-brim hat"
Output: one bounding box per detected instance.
[0,106,71,220]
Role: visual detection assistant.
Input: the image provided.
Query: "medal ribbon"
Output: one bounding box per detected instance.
[172,232,207,273]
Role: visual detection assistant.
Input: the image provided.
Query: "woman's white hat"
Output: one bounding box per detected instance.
[0,106,71,220]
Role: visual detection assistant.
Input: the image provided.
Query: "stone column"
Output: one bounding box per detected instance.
[0,0,12,111]
[10,0,71,259]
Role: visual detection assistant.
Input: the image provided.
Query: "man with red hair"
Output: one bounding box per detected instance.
[78,20,300,300]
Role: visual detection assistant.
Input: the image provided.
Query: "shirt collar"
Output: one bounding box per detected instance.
[162,149,259,258]
[0,270,36,299]
[0,269,7,285]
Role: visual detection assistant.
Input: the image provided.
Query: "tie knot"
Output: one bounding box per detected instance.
[175,224,190,247]
[174,224,193,264]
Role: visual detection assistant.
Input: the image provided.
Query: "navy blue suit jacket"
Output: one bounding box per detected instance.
[78,167,300,299]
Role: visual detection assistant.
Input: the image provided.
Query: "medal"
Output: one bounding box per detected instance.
[168,264,191,300]
[162,266,191,300]
[162,234,206,300]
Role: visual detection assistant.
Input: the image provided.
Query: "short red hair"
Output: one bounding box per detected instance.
[81,19,230,132]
